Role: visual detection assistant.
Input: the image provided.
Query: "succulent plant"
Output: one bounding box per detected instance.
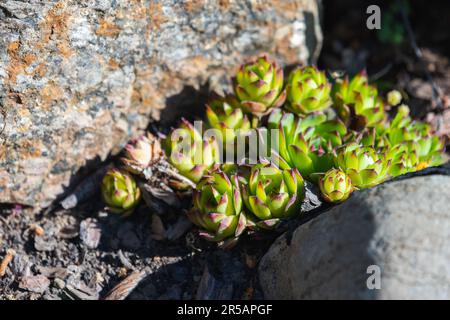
[334,142,390,188]
[387,105,446,169]
[332,71,386,130]
[234,55,286,116]
[387,104,422,145]
[164,119,220,184]
[101,168,141,215]
[188,170,247,242]
[121,132,163,175]
[286,66,332,115]
[415,139,446,168]
[351,127,390,149]
[319,168,353,203]
[99,56,448,246]
[351,105,446,177]
[267,109,347,180]
[205,94,252,147]
[241,163,305,229]
[384,142,418,177]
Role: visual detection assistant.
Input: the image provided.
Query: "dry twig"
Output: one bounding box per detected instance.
[0,249,16,277]
[157,163,196,189]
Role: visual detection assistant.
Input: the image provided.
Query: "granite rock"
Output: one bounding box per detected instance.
[0,0,322,207]
[258,174,450,299]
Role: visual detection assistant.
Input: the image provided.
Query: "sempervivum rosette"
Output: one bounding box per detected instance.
[387,105,446,169]
[188,170,248,242]
[164,118,220,184]
[286,66,332,116]
[267,109,347,181]
[332,71,386,130]
[241,162,305,229]
[205,94,252,148]
[319,168,353,203]
[101,168,141,216]
[234,55,286,116]
[334,142,390,189]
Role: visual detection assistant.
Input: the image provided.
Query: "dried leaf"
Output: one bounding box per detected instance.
[195,265,233,300]
[146,184,181,208]
[150,214,166,241]
[138,182,167,215]
[165,216,192,241]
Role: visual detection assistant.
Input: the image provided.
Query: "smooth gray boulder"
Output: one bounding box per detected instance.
[258,174,450,299]
[0,0,322,207]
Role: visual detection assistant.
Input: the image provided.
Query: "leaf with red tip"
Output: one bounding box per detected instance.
[235,213,247,237]
[248,196,271,220]
[241,101,267,115]
[271,89,287,108]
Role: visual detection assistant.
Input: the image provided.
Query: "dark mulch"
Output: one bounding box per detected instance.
[0,200,275,300]
[1,0,450,300]
[320,0,450,144]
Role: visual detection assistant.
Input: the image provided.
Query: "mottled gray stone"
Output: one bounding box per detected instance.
[79,218,101,249]
[0,0,322,207]
[258,175,450,300]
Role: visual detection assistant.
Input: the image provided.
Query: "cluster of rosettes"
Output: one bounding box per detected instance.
[187,163,305,245]
[102,55,447,244]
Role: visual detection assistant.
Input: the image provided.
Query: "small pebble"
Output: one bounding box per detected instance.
[80,218,102,249]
